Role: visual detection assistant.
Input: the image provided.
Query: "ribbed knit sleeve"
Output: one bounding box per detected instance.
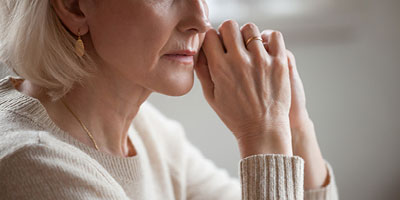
[0,140,129,200]
[239,154,304,200]
[179,122,337,200]
[239,155,339,200]
[183,134,306,200]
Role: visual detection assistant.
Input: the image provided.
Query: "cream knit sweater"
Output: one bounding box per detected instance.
[0,75,338,200]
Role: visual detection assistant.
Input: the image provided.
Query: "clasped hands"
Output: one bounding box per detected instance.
[195,20,312,158]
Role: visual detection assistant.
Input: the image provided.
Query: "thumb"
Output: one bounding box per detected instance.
[194,48,215,101]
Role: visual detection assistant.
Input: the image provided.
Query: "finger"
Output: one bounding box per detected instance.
[195,49,215,100]
[286,49,297,74]
[261,30,286,58]
[202,29,225,69]
[287,49,308,118]
[287,49,304,91]
[218,20,246,54]
[261,29,274,53]
[241,23,266,58]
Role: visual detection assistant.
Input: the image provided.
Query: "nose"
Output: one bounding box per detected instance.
[179,0,212,34]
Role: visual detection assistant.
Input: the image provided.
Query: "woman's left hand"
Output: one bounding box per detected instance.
[261,30,330,189]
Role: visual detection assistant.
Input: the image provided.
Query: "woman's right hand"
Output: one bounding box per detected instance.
[194,20,293,158]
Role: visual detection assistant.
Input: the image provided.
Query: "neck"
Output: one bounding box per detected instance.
[17,67,152,157]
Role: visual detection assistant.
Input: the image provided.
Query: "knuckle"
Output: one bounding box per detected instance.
[241,22,258,32]
[275,48,288,60]
[204,29,218,41]
[286,49,293,57]
[286,49,295,61]
[272,58,286,68]
[219,19,239,32]
[271,58,289,75]
[261,29,275,35]
[271,31,283,39]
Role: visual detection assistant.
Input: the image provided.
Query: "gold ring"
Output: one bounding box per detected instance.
[245,36,263,48]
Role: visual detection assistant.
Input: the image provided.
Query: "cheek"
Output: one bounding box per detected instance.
[88,2,171,75]
[85,1,194,95]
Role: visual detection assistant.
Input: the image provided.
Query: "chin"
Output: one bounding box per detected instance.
[155,71,195,96]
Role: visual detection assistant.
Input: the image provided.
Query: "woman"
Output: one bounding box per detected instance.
[0,0,338,199]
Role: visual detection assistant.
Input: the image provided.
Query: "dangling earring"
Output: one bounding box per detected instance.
[75,29,85,57]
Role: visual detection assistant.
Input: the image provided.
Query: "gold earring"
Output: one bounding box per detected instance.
[75,29,85,57]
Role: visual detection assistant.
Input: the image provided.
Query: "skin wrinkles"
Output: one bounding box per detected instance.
[16,0,213,157]
[13,0,330,190]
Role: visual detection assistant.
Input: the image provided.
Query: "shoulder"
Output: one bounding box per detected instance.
[0,130,128,199]
[0,129,104,172]
[0,129,110,177]
[0,129,41,159]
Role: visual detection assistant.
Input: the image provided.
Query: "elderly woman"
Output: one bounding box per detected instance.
[0,0,338,199]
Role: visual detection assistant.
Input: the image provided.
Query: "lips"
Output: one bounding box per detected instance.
[164,50,197,64]
[165,50,197,56]
[163,54,194,64]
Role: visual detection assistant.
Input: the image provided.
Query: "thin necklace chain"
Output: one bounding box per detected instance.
[61,99,99,151]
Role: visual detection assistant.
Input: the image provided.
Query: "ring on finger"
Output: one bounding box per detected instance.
[245,36,263,48]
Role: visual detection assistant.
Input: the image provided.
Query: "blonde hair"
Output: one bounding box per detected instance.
[0,0,97,102]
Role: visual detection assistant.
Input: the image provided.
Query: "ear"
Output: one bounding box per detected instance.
[50,0,89,36]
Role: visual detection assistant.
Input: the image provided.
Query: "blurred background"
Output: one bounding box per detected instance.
[149,0,400,199]
[1,0,399,199]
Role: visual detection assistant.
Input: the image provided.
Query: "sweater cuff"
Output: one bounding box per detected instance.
[304,160,339,200]
[239,154,305,200]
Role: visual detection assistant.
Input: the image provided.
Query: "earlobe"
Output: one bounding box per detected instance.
[50,0,88,36]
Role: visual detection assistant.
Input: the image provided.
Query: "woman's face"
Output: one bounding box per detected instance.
[82,0,211,96]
